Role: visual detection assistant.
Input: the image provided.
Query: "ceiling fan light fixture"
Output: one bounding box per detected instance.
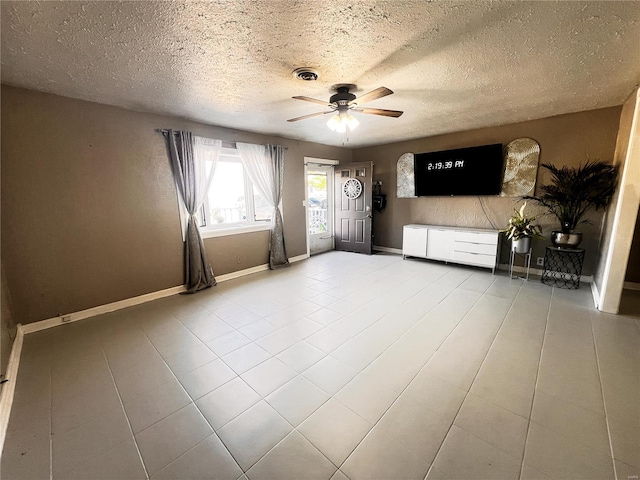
[291,85,401,130]
[327,112,359,133]
[327,114,341,131]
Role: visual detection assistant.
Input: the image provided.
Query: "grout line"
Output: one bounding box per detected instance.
[590,312,619,480]
[212,262,467,474]
[49,334,53,480]
[517,285,553,480]
[324,269,456,351]
[131,325,247,475]
[18,255,312,337]
[15,253,623,480]
[293,274,473,473]
[134,300,339,476]
[330,272,496,473]
[99,346,151,480]
[425,277,525,479]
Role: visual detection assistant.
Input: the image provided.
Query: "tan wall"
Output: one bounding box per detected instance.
[0,84,626,324]
[1,264,15,378]
[352,107,622,275]
[205,231,270,276]
[1,85,351,324]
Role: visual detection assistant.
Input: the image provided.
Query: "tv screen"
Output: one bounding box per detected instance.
[414,143,504,196]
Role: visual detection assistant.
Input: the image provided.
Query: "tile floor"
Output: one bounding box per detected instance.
[2,251,639,480]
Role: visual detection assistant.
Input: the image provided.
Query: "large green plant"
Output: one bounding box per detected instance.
[524,161,618,233]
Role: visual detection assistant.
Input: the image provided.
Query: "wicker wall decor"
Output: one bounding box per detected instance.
[396,152,416,198]
[500,138,540,197]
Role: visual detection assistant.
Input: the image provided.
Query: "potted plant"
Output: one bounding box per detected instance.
[524,161,618,248]
[502,202,544,253]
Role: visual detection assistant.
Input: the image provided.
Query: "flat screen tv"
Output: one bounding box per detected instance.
[414,143,504,196]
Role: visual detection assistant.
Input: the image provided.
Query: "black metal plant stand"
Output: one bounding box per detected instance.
[541,246,585,289]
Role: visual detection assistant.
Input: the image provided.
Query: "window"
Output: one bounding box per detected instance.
[199,149,272,231]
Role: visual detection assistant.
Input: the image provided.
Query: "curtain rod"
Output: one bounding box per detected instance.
[156,129,287,150]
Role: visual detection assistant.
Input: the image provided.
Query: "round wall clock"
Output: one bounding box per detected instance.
[343,178,363,199]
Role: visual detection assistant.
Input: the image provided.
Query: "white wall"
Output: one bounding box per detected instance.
[595,87,640,313]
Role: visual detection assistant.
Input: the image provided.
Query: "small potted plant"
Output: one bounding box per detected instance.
[524,161,618,248]
[502,202,544,253]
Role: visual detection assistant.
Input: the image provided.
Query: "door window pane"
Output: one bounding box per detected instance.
[308,171,328,235]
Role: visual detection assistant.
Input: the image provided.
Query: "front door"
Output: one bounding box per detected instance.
[334,162,373,254]
[307,165,334,255]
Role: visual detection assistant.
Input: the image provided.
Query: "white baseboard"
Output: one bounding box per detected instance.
[289,253,310,263]
[21,254,311,335]
[215,265,270,282]
[214,254,308,282]
[0,325,24,458]
[623,281,640,291]
[21,285,187,335]
[373,246,403,255]
[496,263,592,283]
[591,279,601,309]
[0,253,310,457]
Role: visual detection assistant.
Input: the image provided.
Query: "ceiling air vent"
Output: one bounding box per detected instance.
[293,67,319,81]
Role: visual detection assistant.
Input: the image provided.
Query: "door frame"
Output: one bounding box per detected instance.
[304,157,339,257]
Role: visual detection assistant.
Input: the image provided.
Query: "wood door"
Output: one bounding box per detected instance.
[334,162,373,254]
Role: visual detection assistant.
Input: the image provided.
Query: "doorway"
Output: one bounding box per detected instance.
[334,161,374,254]
[306,163,335,255]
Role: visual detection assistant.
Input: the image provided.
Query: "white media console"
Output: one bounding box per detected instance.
[402,224,501,273]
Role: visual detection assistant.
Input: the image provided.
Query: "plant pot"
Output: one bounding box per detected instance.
[551,231,582,248]
[512,237,532,254]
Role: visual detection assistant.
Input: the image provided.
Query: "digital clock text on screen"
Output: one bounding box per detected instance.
[426,159,465,171]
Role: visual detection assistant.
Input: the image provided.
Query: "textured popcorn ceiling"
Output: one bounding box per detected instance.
[2,1,640,147]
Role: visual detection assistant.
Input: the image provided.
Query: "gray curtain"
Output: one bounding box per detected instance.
[237,142,289,269]
[164,130,216,292]
[266,145,289,269]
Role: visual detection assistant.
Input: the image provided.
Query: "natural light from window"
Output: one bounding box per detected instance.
[199,152,272,232]
[206,160,247,224]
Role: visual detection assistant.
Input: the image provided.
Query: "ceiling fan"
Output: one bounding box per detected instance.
[287,85,403,132]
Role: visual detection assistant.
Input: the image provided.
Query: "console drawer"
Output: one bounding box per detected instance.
[453,241,497,255]
[454,231,498,246]
[453,251,496,267]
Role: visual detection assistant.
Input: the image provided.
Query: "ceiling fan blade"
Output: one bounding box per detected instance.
[350,87,393,105]
[355,107,404,118]
[287,110,334,122]
[292,96,331,106]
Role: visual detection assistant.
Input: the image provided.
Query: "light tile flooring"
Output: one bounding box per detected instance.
[2,251,639,480]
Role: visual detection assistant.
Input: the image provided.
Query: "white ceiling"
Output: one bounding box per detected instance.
[2,1,640,148]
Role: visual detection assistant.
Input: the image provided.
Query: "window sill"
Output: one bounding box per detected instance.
[200,223,271,239]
